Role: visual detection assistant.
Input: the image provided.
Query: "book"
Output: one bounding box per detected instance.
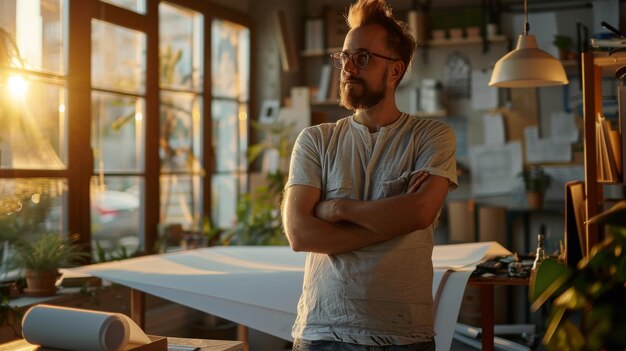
[617,80,626,182]
[304,18,325,53]
[597,114,620,182]
[328,65,340,103]
[273,10,298,72]
[315,64,332,102]
[565,181,585,265]
[325,7,348,50]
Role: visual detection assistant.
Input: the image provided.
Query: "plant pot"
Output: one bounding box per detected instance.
[24,269,59,297]
[526,192,544,210]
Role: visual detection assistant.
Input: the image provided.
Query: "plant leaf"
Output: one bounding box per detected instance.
[529,258,572,311]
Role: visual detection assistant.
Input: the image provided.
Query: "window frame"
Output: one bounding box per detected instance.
[1,0,253,262]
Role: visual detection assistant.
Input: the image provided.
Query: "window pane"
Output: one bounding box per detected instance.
[92,92,145,172]
[160,91,202,173]
[91,20,145,94]
[0,78,66,169]
[211,19,249,100]
[0,0,65,74]
[212,100,240,172]
[237,103,248,172]
[100,0,145,14]
[0,178,66,281]
[211,174,240,229]
[160,175,201,230]
[159,3,203,92]
[91,176,143,256]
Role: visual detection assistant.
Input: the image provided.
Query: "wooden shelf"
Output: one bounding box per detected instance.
[301,47,341,58]
[311,99,340,106]
[426,35,508,47]
[415,110,447,118]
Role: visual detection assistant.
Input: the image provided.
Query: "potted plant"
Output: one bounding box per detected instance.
[12,233,89,296]
[553,34,574,60]
[519,166,552,209]
[529,200,626,350]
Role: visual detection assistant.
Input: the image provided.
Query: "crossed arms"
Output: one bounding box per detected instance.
[282,172,450,255]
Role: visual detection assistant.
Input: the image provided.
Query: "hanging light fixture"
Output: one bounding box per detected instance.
[489,0,568,87]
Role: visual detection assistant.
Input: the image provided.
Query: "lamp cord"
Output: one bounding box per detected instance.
[523,0,529,35]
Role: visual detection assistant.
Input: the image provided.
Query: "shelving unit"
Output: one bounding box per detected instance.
[580,51,626,255]
[426,34,507,47]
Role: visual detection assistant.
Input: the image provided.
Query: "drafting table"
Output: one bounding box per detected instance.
[71,242,509,351]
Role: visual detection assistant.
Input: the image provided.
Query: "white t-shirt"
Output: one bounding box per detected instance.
[287,113,458,345]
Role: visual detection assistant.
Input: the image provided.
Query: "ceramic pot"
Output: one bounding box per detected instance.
[526,192,544,210]
[24,269,59,296]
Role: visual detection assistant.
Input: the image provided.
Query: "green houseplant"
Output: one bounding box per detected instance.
[519,166,552,209]
[553,34,574,60]
[12,233,89,296]
[217,119,294,246]
[529,200,626,350]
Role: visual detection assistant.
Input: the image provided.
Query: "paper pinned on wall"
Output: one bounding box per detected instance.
[512,12,559,57]
[471,70,498,110]
[543,165,585,201]
[469,141,523,196]
[524,126,572,163]
[483,113,506,145]
[550,111,579,143]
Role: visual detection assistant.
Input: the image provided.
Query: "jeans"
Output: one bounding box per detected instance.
[292,339,435,351]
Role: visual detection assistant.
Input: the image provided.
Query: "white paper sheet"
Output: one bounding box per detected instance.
[524,126,572,163]
[469,141,523,196]
[483,113,506,145]
[550,111,578,143]
[472,70,498,110]
[22,304,150,351]
[432,241,511,269]
[71,244,506,351]
[543,165,585,201]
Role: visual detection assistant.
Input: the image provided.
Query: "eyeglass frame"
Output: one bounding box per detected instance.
[330,49,400,70]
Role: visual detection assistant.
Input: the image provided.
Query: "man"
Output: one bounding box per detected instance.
[282,0,457,350]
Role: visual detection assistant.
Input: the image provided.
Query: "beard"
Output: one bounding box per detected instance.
[339,69,387,111]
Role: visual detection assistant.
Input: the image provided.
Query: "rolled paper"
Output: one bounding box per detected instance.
[22,304,149,351]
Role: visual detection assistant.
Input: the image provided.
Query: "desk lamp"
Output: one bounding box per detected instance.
[489,0,568,87]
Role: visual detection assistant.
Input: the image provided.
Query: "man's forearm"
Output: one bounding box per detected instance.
[317,175,450,237]
[283,185,401,255]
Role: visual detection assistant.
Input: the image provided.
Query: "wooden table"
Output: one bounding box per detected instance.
[467,275,530,351]
[0,337,243,351]
[168,337,243,351]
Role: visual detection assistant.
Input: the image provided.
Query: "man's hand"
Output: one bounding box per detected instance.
[406,171,429,194]
[315,199,342,223]
[314,171,430,224]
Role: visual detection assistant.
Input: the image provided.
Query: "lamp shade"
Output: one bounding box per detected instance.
[489,34,569,87]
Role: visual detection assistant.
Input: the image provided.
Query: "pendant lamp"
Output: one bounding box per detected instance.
[489,0,568,87]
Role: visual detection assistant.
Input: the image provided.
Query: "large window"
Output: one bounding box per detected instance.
[159,3,204,233]
[91,19,146,254]
[211,19,249,229]
[0,0,67,281]
[0,0,251,276]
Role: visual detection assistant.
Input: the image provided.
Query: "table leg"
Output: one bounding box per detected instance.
[481,285,495,351]
[237,324,249,351]
[130,288,146,329]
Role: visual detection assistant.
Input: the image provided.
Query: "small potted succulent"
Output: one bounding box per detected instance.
[519,166,552,210]
[12,233,88,296]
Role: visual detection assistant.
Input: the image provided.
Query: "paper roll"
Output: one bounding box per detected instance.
[22,304,148,351]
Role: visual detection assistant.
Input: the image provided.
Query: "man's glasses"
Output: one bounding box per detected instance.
[330,49,399,70]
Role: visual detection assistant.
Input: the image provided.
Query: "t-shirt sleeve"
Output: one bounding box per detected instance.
[286,127,323,190]
[416,122,458,190]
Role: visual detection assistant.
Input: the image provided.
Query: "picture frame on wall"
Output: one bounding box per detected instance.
[259,100,280,124]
